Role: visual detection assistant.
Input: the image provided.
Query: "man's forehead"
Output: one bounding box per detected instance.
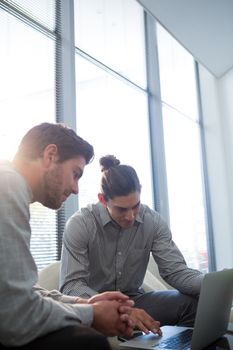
[71,156,86,167]
[109,192,140,209]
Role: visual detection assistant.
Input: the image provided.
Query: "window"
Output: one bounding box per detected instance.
[74,0,153,208]
[157,24,208,272]
[75,55,153,207]
[0,1,213,272]
[74,0,146,87]
[0,2,56,270]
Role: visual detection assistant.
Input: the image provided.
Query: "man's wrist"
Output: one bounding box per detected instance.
[75,297,88,304]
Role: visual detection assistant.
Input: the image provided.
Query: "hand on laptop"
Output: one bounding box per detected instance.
[130,308,162,336]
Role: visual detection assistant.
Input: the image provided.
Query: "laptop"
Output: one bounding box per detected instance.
[120,268,233,350]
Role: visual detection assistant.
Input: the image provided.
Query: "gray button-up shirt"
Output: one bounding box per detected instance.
[60,202,204,298]
[0,161,93,347]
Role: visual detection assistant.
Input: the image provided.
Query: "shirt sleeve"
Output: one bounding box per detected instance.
[34,284,79,303]
[0,170,93,347]
[60,210,99,298]
[151,213,204,296]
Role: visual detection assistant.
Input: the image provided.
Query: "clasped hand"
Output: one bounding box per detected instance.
[76,291,161,337]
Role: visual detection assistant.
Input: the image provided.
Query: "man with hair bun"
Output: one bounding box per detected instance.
[60,154,204,333]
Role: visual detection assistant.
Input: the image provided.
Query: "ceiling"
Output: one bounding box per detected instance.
[138,0,233,78]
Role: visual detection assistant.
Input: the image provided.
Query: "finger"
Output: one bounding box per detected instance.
[117,322,134,337]
[118,305,134,314]
[147,324,162,335]
[104,291,129,301]
[130,314,150,333]
[88,291,129,303]
[120,314,135,328]
[158,328,163,336]
[135,319,150,334]
[120,299,134,307]
[134,310,161,334]
[142,318,161,334]
[119,326,134,338]
[152,326,163,336]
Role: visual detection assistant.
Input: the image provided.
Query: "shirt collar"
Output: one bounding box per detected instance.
[97,202,144,227]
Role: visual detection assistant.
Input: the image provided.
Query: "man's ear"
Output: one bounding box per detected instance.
[98,193,107,207]
[43,144,58,167]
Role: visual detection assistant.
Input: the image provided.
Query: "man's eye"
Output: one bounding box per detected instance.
[73,172,79,180]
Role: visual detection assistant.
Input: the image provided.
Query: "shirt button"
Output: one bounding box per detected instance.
[118,271,122,276]
[118,251,122,255]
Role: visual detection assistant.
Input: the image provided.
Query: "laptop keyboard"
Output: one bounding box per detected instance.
[153,329,193,350]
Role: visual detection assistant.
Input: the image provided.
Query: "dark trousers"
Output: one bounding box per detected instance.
[129,290,198,327]
[0,325,111,350]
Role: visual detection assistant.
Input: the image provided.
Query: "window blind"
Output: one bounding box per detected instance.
[0,0,66,271]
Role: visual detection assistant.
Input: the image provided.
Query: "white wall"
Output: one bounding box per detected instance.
[199,66,233,269]
[219,69,233,210]
[218,68,233,267]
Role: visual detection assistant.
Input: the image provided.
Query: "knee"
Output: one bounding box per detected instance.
[182,294,198,309]
[177,294,199,326]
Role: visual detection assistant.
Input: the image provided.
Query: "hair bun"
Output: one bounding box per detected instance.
[99,155,120,172]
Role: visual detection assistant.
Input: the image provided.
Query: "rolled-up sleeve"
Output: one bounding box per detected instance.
[151,214,204,296]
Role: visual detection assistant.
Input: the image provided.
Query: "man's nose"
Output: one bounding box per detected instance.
[125,209,134,221]
[72,181,79,195]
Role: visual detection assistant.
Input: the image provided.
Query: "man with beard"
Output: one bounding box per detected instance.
[0,124,146,349]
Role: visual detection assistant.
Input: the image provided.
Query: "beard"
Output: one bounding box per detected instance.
[42,165,66,210]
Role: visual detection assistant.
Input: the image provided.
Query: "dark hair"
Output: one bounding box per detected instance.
[15,123,94,164]
[99,155,141,201]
